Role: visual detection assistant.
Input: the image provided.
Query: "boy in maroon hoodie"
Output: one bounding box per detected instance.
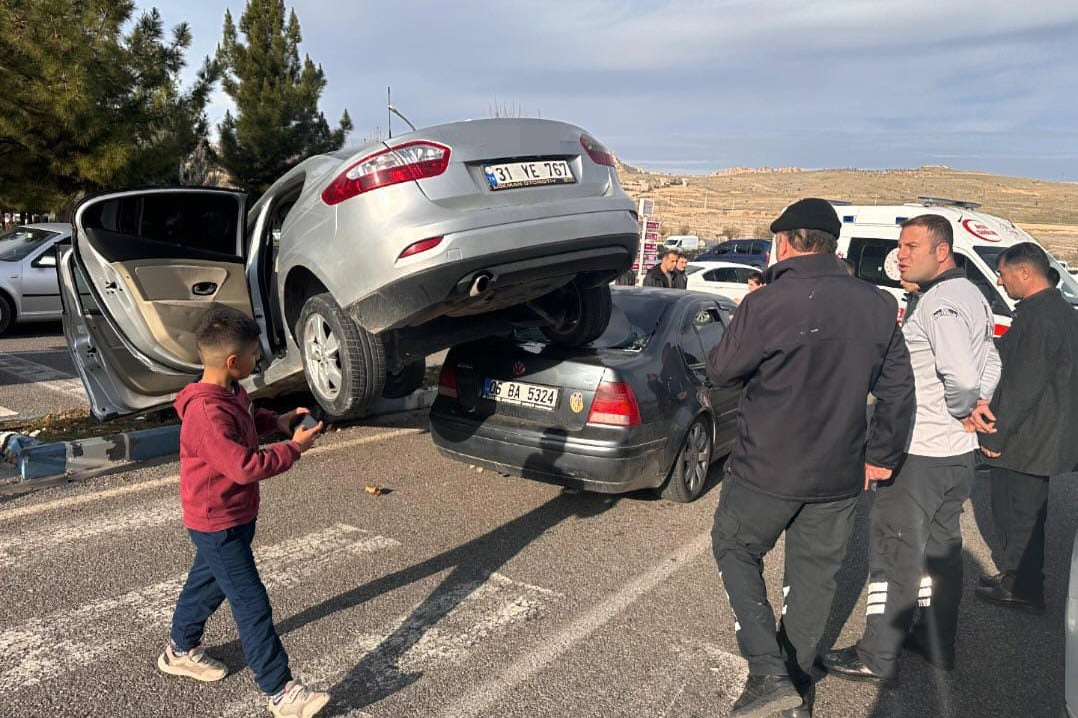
[157,305,330,717]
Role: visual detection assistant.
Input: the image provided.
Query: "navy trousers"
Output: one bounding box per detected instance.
[169,520,292,695]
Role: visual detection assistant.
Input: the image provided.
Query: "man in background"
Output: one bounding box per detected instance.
[974,242,1078,614]
[643,249,678,288]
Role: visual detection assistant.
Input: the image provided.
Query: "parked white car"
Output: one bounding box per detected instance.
[684,261,760,303]
[0,223,70,334]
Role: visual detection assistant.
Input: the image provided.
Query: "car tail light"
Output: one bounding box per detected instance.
[398,236,443,260]
[580,134,615,167]
[322,141,451,205]
[587,379,641,426]
[438,364,458,399]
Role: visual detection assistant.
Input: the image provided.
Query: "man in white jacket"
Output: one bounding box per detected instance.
[823,213,1001,681]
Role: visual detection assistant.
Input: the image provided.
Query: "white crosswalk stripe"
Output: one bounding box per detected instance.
[0,352,87,400]
[219,573,562,717]
[0,524,399,691]
[0,497,179,568]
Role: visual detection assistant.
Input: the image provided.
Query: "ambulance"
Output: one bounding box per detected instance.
[831,196,1078,335]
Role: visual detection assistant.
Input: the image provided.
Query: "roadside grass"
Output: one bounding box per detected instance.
[4,408,178,444]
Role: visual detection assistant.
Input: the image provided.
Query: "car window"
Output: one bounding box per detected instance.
[716,242,733,252]
[954,254,1012,317]
[80,192,242,258]
[713,268,739,282]
[735,268,755,282]
[0,227,58,262]
[684,264,706,276]
[848,237,901,289]
[693,307,726,349]
[680,305,725,382]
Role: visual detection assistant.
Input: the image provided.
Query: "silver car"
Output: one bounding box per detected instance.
[58,118,639,421]
[0,223,70,334]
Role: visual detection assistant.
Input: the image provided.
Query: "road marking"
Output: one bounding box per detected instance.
[437,532,712,718]
[0,497,179,568]
[0,523,401,691]
[0,427,425,523]
[220,572,563,718]
[0,352,86,399]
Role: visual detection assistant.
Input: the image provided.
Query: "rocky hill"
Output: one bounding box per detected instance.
[616,162,1078,263]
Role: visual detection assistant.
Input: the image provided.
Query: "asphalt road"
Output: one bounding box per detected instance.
[0,404,1072,718]
[0,321,85,420]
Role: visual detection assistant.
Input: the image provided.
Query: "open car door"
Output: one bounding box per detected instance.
[59,188,252,419]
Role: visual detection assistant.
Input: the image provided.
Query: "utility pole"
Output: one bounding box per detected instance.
[387,87,392,138]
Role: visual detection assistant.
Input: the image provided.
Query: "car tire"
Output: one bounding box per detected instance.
[297,293,385,421]
[659,417,713,503]
[539,280,613,347]
[382,360,426,399]
[0,294,12,335]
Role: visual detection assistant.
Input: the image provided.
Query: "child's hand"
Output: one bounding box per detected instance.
[292,418,323,452]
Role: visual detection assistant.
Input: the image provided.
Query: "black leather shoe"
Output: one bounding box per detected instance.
[975,585,1045,615]
[729,674,802,718]
[780,680,814,717]
[978,572,1004,588]
[903,627,955,671]
[819,646,887,683]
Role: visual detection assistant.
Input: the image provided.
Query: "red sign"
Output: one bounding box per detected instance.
[645,220,660,232]
[962,218,1001,242]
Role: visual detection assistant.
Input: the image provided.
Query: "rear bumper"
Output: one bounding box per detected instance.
[430,411,668,493]
[345,213,638,334]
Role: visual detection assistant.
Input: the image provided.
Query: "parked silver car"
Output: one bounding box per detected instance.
[58,118,639,421]
[0,223,70,334]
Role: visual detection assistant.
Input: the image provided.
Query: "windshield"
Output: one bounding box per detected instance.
[0,227,58,262]
[973,246,1078,306]
[515,291,670,351]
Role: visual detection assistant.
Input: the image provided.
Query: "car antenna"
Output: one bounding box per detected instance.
[388,104,417,134]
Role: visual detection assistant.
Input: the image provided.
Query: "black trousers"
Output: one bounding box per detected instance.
[712,478,859,679]
[857,453,976,677]
[990,466,1050,603]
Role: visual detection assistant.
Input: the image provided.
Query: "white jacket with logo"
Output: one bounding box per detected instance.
[902,270,1001,457]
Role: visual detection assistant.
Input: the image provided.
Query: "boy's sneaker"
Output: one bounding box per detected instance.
[268,681,330,717]
[157,644,229,682]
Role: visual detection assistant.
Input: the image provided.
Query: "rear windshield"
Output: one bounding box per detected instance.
[974,246,1078,306]
[516,291,670,350]
[0,227,58,262]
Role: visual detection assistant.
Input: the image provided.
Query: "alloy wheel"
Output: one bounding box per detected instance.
[681,421,712,495]
[303,314,343,401]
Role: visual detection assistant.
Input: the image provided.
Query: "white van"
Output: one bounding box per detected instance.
[832,197,1078,334]
[664,234,705,252]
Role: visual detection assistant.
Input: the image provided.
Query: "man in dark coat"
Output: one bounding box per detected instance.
[671,254,689,289]
[973,242,1078,613]
[642,249,678,287]
[706,198,915,717]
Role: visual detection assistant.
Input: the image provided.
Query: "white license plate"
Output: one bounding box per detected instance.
[484,160,575,190]
[481,378,559,409]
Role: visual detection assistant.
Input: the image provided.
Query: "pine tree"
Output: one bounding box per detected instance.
[216,0,352,197]
[0,1,216,211]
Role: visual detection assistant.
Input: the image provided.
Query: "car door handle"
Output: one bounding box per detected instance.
[192,282,218,296]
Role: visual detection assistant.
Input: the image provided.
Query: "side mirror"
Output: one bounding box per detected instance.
[34,254,57,268]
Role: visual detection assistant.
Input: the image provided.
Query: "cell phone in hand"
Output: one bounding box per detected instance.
[290,413,321,433]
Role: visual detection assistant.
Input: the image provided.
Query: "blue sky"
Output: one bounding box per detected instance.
[141,0,1078,180]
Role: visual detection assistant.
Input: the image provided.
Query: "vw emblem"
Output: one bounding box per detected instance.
[512,361,527,376]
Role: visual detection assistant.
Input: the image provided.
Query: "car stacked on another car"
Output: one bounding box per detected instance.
[0,223,70,334]
[57,118,640,422]
[430,287,740,503]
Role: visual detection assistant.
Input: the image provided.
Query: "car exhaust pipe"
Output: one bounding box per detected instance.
[469,272,494,297]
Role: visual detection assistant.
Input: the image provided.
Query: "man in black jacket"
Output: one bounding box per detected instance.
[973,242,1078,613]
[707,198,915,718]
[642,249,678,287]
